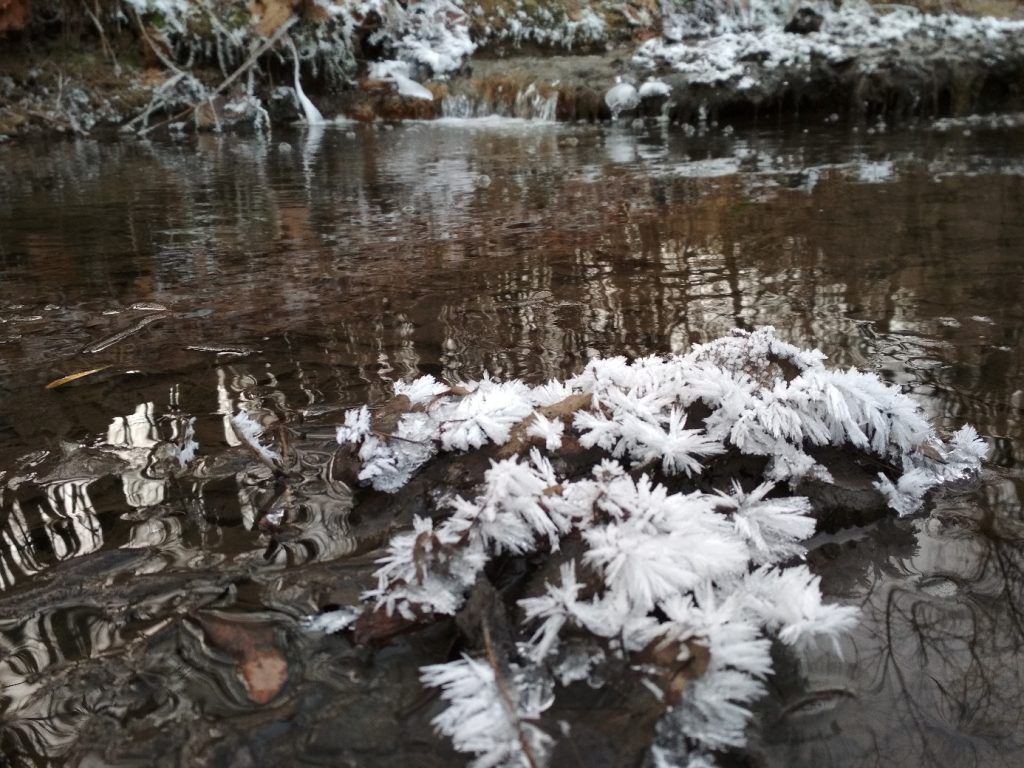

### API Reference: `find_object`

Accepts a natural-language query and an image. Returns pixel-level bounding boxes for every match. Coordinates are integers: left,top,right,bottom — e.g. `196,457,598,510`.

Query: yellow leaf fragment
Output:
46,367,109,390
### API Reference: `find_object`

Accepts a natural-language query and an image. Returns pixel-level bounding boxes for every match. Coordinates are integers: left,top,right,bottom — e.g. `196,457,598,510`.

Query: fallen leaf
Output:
46,367,109,390
194,614,289,705
0,0,30,33
634,636,711,706
250,0,297,37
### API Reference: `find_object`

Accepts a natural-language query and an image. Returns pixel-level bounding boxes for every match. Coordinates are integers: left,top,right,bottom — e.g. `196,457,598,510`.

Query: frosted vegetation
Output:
114,0,1024,129
306,328,986,766
636,0,1024,87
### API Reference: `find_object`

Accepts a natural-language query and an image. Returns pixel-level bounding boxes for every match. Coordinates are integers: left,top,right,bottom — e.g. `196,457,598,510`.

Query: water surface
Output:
0,119,1022,767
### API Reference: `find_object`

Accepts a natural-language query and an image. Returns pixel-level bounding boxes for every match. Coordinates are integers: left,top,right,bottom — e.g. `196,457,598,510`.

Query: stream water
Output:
0,117,1022,767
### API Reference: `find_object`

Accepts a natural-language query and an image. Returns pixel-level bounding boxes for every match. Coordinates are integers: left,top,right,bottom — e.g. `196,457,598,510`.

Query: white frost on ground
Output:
635,1,1024,87
328,327,987,766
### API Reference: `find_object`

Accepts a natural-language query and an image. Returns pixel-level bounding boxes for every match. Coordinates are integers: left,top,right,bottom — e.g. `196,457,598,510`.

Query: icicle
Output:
288,38,324,125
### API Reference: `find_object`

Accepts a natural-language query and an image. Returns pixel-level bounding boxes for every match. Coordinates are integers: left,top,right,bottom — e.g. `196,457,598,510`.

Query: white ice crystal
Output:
638,78,672,99
230,411,281,466
529,379,576,406
634,1,1024,94
394,373,450,404
369,60,436,101
605,78,639,117
301,606,360,634
526,413,565,451
365,516,488,618
715,480,815,564
740,566,859,652
336,405,372,444
519,561,584,662
444,450,567,554
439,381,535,451
420,655,553,768
873,467,937,517
327,327,985,767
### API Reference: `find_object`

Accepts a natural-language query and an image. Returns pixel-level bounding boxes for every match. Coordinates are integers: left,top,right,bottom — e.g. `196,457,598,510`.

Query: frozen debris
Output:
638,78,672,99
369,60,436,101
338,326,985,498
331,327,985,765
289,38,325,124
127,0,475,114
230,411,282,467
301,606,360,634
483,4,607,50
635,2,1024,90
605,77,639,118
420,655,554,768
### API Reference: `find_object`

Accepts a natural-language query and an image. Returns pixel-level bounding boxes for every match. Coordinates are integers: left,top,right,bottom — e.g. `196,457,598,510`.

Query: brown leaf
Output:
250,0,297,37
0,0,30,34
914,442,946,463
371,394,413,434
634,637,711,706
194,614,289,705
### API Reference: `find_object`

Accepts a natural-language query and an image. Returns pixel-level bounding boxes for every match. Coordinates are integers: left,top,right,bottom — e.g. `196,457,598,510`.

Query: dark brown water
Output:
0,118,1022,767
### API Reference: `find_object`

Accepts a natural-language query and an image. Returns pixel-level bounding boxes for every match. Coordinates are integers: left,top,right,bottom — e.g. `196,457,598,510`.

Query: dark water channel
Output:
0,118,1022,767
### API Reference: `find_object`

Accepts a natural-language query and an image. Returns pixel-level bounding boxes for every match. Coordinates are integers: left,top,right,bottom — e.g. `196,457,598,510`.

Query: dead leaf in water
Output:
634,636,711,706
46,367,109,390
194,614,289,705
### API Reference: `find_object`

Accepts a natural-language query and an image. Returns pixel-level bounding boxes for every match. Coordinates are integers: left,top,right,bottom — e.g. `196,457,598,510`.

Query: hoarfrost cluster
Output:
322,328,986,766
123,0,474,104
635,0,1024,88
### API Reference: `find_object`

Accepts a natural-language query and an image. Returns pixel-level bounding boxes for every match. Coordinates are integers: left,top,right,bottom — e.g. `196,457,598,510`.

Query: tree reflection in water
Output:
758,476,1024,767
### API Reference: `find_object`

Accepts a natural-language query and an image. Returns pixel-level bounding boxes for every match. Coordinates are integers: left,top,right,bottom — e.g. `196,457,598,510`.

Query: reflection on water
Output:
0,121,1022,765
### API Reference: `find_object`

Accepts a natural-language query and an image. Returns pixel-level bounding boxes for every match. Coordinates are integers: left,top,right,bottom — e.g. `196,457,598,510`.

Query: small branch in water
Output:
81,312,170,354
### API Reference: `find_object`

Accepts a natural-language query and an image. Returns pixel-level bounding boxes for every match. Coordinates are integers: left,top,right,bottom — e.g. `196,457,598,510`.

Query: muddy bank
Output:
2,0,1024,140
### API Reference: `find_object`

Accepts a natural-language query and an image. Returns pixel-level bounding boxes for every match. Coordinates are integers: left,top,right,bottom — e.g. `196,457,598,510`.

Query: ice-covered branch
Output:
320,327,986,766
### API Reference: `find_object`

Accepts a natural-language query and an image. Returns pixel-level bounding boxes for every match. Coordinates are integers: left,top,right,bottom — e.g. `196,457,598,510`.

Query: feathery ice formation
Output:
314,327,985,767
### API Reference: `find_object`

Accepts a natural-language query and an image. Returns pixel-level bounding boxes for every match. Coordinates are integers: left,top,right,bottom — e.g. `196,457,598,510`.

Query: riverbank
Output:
1,0,1023,139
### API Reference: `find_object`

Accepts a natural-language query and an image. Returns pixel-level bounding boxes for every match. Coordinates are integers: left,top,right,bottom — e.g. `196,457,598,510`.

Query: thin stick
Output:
481,622,541,768
132,8,186,75
83,0,120,75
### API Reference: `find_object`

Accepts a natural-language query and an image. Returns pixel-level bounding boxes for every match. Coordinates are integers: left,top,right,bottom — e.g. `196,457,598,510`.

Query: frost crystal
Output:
324,327,985,766
420,656,553,768
230,411,281,466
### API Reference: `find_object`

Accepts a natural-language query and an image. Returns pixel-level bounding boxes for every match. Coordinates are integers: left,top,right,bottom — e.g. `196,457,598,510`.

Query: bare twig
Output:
138,17,298,135
132,8,185,75
83,0,121,75
481,622,541,768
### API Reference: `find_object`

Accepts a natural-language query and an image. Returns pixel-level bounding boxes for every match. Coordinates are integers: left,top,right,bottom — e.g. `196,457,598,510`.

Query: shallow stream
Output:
0,117,1022,767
